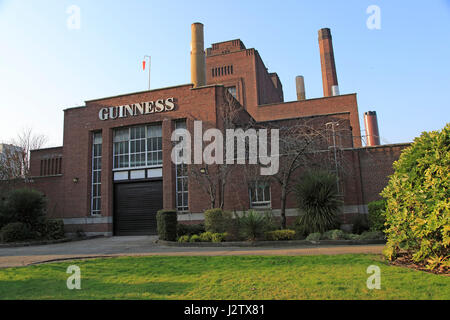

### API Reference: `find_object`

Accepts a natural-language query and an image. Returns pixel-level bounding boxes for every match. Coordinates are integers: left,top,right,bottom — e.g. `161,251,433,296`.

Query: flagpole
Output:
143,55,151,90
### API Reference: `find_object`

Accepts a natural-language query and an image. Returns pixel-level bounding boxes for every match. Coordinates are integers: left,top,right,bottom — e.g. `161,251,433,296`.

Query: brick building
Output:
27,23,409,236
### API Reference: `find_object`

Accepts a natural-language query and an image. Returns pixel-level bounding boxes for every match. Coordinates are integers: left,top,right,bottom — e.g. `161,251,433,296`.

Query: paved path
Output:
0,236,384,268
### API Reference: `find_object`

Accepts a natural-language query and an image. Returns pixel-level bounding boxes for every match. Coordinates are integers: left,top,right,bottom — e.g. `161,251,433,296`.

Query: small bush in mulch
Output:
389,253,449,275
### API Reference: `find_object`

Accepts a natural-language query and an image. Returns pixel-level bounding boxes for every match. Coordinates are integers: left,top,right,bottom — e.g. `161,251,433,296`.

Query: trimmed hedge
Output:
177,223,205,237
265,230,296,241
156,209,178,241
204,208,233,233
37,220,65,240
368,200,386,232
0,222,32,243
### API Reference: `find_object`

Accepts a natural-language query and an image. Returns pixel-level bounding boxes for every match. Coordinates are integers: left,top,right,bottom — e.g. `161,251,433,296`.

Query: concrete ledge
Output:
157,239,386,248
0,235,105,248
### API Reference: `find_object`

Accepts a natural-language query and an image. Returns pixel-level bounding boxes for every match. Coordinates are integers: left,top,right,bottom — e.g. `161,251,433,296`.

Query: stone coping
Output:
157,239,386,248
0,235,105,248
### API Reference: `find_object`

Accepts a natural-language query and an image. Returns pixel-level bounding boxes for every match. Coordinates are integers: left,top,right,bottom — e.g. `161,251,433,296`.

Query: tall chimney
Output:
318,28,339,97
295,76,306,100
191,22,206,88
364,111,381,146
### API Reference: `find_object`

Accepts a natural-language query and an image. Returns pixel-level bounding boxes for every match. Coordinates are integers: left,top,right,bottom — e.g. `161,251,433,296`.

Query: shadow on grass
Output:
0,278,195,300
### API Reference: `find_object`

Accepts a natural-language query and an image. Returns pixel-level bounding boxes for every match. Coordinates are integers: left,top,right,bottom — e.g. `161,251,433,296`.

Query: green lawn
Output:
0,254,448,300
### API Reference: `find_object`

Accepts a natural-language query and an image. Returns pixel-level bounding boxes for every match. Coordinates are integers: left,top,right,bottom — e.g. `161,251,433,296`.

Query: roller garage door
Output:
114,180,163,236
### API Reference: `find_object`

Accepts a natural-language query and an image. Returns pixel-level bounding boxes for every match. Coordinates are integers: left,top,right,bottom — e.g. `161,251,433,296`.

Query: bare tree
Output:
0,127,47,180
189,91,253,209
249,119,329,229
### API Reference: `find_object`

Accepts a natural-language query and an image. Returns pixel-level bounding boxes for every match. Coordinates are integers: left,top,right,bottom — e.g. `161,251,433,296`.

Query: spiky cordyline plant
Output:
295,170,342,235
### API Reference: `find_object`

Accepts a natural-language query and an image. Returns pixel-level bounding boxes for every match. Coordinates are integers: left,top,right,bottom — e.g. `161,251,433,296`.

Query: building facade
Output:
27,24,409,236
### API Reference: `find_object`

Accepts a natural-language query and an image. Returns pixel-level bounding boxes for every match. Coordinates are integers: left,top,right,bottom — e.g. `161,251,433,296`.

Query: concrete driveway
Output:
0,236,384,268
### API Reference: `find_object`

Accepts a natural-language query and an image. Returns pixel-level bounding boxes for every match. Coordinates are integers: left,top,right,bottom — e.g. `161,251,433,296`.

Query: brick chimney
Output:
318,28,339,97
191,23,206,87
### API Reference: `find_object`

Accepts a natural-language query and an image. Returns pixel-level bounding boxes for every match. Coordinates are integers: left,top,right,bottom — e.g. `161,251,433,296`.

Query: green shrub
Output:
204,208,233,233
265,230,296,241
37,219,65,240
177,223,205,237
189,234,201,243
211,233,227,243
306,232,321,241
295,171,342,234
368,200,386,232
238,210,267,241
359,231,385,241
199,232,214,242
3,189,46,227
156,209,178,241
0,222,33,242
381,124,450,271
178,235,190,243
321,229,346,240
351,214,369,234
344,233,360,240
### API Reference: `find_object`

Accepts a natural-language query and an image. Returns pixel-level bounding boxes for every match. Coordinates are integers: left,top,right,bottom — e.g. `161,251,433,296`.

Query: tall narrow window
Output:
249,181,271,208
227,86,237,99
91,132,102,215
147,124,162,166
113,128,129,169
175,120,188,212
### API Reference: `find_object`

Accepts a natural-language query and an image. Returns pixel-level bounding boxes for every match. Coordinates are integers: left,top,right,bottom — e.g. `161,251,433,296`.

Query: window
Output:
113,124,162,169
227,86,237,99
175,120,188,212
249,181,271,208
91,132,102,215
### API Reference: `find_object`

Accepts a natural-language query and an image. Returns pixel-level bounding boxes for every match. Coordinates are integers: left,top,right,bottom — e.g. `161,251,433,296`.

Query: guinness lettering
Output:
99,97,176,121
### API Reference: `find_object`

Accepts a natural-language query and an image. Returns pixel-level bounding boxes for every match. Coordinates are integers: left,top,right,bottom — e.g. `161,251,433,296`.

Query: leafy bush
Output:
199,232,214,242
211,233,227,243
359,231,385,241
178,235,190,243
321,229,346,240
189,234,201,243
344,233,360,240
0,222,33,242
381,124,450,271
238,210,267,241
204,209,233,233
3,189,46,227
368,200,386,232
177,223,205,237
306,233,321,241
265,230,296,241
351,214,369,234
295,171,342,234
37,219,65,240
156,209,178,241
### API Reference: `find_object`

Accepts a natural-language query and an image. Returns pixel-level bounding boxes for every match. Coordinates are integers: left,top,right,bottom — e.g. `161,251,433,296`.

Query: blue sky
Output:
0,0,449,147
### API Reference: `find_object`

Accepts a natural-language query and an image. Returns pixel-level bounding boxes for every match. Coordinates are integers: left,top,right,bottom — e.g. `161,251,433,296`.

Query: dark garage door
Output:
114,180,163,236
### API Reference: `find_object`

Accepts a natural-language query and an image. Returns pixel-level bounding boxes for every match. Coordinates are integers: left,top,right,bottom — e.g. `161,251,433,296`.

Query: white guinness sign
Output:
99,97,175,121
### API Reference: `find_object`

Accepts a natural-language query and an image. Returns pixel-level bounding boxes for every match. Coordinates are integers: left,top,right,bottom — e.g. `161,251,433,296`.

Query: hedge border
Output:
157,239,386,247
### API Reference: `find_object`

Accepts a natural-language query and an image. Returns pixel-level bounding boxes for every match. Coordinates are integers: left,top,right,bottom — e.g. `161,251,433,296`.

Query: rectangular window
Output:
227,86,237,99
175,120,188,212
113,124,162,170
249,181,271,208
91,132,102,215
